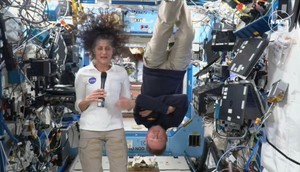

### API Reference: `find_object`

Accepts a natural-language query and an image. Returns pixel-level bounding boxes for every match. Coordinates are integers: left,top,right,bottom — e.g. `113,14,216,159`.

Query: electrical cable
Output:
0,0,17,15
257,103,274,129
18,0,47,25
266,137,300,165
15,145,26,171
0,140,12,170
245,138,261,171
216,145,251,172
62,0,70,18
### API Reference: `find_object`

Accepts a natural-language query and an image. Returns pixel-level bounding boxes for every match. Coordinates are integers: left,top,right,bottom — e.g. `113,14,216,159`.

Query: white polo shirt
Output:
75,63,131,131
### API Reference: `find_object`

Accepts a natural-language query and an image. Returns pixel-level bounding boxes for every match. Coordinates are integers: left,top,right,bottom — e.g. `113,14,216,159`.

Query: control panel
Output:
124,10,157,35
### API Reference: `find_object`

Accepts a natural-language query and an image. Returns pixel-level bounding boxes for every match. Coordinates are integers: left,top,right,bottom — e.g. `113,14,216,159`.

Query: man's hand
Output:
166,106,176,114
139,110,153,117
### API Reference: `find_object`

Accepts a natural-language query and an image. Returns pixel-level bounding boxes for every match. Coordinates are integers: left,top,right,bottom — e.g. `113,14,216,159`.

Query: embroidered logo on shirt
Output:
89,77,96,84
147,118,156,121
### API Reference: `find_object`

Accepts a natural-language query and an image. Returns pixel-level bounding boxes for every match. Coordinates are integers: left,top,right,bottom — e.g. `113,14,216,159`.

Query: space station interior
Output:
1,0,300,171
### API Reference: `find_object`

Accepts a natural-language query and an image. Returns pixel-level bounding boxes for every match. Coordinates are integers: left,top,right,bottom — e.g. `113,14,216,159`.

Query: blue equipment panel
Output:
7,69,25,84
165,114,205,157
126,131,150,156
29,28,50,45
234,0,278,38
45,1,61,21
193,25,212,44
101,130,151,156
80,0,96,3
124,10,157,35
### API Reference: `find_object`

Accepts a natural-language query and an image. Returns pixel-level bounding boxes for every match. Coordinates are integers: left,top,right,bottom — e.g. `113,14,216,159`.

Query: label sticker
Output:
89,77,96,84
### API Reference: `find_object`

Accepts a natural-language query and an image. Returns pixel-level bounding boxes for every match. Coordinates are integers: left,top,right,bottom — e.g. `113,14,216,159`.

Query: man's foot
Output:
175,2,192,29
159,0,183,24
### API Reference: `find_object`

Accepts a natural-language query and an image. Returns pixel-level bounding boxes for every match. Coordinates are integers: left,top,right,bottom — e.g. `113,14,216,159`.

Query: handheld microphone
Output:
98,72,107,107
101,72,107,89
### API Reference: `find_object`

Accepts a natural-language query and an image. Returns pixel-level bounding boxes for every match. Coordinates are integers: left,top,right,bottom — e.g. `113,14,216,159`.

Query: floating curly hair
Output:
80,12,128,55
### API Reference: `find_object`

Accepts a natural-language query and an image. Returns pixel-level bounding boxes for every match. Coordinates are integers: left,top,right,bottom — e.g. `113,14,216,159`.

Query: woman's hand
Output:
85,89,106,103
115,97,135,110
79,89,106,111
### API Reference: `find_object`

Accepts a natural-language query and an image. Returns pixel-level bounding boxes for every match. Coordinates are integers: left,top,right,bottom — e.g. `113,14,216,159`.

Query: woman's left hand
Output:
115,97,135,110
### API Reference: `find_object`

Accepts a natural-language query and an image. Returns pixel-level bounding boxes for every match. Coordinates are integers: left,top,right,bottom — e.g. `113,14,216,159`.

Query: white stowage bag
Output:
261,29,300,172
2,10,22,43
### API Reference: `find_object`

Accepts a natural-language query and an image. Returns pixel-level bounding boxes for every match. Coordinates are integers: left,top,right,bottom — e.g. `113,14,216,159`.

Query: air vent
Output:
189,135,200,147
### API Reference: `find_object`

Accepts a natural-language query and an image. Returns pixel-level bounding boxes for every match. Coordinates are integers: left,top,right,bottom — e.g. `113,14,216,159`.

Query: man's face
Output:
146,125,168,151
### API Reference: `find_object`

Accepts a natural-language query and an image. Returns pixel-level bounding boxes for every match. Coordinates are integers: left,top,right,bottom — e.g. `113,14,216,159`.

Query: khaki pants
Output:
79,129,128,172
143,0,194,71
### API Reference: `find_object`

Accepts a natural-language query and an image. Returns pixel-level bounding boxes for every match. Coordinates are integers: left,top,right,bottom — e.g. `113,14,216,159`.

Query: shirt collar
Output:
86,61,116,72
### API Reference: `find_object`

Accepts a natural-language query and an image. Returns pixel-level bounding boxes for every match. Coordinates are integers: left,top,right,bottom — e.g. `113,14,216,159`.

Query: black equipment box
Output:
211,30,236,52
194,39,220,77
27,59,54,76
193,82,223,115
219,82,264,125
229,38,269,79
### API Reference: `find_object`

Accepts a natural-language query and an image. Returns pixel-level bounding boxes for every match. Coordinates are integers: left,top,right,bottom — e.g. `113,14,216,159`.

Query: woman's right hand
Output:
85,89,107,103
79,89,107,111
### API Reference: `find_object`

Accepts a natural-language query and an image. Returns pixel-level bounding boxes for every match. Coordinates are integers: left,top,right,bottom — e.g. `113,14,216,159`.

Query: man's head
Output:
146,125,168,155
